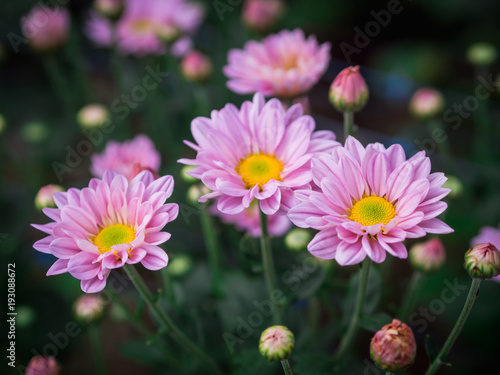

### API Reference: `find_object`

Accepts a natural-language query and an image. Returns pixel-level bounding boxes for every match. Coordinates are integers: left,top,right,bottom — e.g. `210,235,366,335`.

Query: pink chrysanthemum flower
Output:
86,0,204,56
91,134,161,181
178,93,340,215
32,170,178,293
211,201,291,238
470,223,500,282
223,29,331,98
288,136,453,265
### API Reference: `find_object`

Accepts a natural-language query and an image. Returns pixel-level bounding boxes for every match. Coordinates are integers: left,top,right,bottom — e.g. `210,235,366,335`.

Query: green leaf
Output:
425,334,439,364
359,312,393,332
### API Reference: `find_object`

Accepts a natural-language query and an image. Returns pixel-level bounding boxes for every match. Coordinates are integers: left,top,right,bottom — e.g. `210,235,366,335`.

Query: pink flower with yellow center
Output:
32,169,178,293
210,201,291,238
223,29,331,98
86,0,204,56
178,93,339,215
91,134,161,181
288,136,453,265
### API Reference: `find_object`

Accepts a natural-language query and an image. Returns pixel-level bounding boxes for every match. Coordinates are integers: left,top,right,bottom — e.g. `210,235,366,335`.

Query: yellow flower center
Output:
93,224,136,254
130,19,154,35
236,154,284,188
349,196,396,227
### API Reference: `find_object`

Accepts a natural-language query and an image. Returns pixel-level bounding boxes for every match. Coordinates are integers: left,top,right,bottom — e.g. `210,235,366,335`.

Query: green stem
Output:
160,267,176,305
89,324,106,375
66,23,92,104
343,111,354,141
199,204,224,298
259,208,283,324
281,359,294,375
333,258,371,361
398,271,423,321
424,278,481,375
42,54,74,118
123,265,223,375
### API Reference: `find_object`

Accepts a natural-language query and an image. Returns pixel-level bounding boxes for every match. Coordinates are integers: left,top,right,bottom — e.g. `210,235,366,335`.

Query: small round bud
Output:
186,184,210,205
284,228,311,252
464,243,500,279
17,305,36,328
76,104,111,129
167,254,193,277
442,175,463,199
21,121,49,143
94,0,124,21
329,65,369,113
73,294,105,324
242,0,285,33
180,165,198,184
466,42,497,66
408,88,445,121
35,184,64,210
409,238,446,273
154,23,181,44
259,325,295,362
21,6,70,53
26,356,61,375
370,319,416,372
181,50,213,83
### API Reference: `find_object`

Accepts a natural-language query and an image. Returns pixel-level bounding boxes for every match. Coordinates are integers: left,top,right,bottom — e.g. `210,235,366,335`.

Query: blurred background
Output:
1,0,500,374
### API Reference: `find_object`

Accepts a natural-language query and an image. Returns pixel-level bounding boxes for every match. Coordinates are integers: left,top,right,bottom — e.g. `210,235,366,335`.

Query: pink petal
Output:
33,236,52,254
145,231,171,245
140,245,169,270
68,252,101,280
335,240,366,266
419,218,454,234
287,201,324,228
50,238,81,259
128,248,147,264
386,162,414,202
259,189,281,215
81,276,107,293
339,156,365,200
366,153,389,196
47,259,69,276
307,229,340,259
362,236,386,263
217,195,244,214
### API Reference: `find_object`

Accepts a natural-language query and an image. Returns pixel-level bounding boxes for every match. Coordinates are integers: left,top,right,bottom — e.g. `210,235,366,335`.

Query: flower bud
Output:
187,184,210,205
242,0,285,33
370,319,416,372
35,184,64,211
21,121,49,143
181,50,213,83
329,65,369,113
285,228,311,252
464,243,500,279
73,295,105,324
442,175,463,199
26,356,61,375
76,104,111,129
409,238,446,273
408,88,444,120
466,42,497,66
259,325,295,361
21,6,70,53
167,254,193,277
180,165,198,184
94,0,124,21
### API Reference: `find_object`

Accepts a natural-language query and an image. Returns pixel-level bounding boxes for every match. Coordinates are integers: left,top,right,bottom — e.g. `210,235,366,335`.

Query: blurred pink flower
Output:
242,0,285,32
32,170,178,293
26,356,60,375
409,237,446,273
470,224,500,281
86,0,204,56
35,184,64,211
329,65,369,112
288,136,453,266
21,6,70,52
178,93,339,215
223,29,331,98
91,134,161,181
210,201,291,238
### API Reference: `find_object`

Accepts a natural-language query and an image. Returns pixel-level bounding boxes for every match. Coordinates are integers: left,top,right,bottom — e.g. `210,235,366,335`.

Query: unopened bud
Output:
409,238,446,273
370,319,416,372
464,243,500,279
180,165,198,184
26,356,61,375
442,175,463,199
21,6,70,53
94,0,124,21
467,42,497,66
242,0,285,33
259,325,295,361
77,104,110,129
409,88,444,120
73,294,105,324
181,50,213,83
35,184,64,210
329,65,369,113
167,254,193,277
21,121,49,143
284,228,311,251
187,184,210,205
